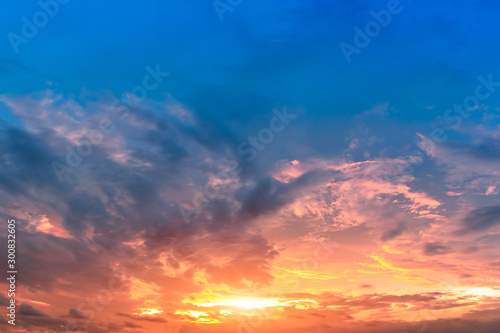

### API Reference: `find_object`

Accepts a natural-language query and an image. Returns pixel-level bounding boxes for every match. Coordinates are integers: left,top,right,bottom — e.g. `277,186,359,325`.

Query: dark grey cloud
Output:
18,303,47,317
444,137,500,162
0,294,9,306
458,205,500,234
63,192,111,236
462,245,479,254
380,222,406,242
0,125,70,196
424,242,453,256
468,138,500,161
9,231,117,292
238,170,326,220
124,320,144,328
17,316,69,332
116,312,167,323
67,308,87,319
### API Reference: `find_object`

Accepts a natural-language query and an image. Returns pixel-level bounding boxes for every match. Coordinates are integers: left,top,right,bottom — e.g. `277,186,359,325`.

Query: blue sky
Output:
2,0,500,106
2,0,500,160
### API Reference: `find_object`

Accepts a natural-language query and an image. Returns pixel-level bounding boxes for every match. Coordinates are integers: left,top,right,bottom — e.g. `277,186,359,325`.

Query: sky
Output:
0,0,500,332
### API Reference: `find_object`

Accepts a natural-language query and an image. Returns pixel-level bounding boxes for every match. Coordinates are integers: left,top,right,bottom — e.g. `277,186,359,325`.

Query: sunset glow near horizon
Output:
1,1,500,332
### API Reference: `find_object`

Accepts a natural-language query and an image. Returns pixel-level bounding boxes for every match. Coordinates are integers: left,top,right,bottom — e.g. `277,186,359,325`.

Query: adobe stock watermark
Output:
213,0,243,21
7,0,71,54
237,236,340,333
385,74,499,183
178,106,296,224
339,0,411,64
51,64,169,182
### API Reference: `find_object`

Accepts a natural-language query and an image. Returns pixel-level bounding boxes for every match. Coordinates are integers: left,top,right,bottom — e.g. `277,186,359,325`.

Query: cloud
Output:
116,312,167,323
458,205,500,233
0,294,9,306
358,102,389,118
63,192,111,237
428,128,500,191
238,171,325,220
0,90,498,332
124,320,144,328
18,303,48,317
67,307,87,319
455,137,500,161
423,242,453,256
380,222,407,242
204,234,279,287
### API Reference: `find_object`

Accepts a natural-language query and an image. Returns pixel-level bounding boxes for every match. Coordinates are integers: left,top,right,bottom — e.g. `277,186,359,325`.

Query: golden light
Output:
175,310,221,324
130,279,161,300
175,310,209,318
176,294,320,324
187,297,318,310
462,287,500,297
140,307,164,316
193,298,282,309
284,299,318,310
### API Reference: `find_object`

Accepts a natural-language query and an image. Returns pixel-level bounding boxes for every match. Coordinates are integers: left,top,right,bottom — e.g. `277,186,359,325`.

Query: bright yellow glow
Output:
130,279,160,300
274,267,340,280
187,297,318,310
394,275,434,285
194,298,282,309
175,297,320,324
140,307,164,316
369,255,429,272
382,245,404,254
463,287,500,297
357,270,384,274
176,310,209,318
175,310,221,324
